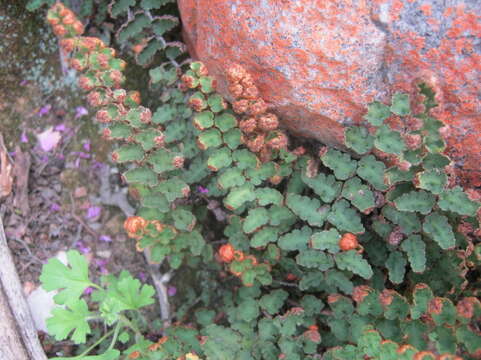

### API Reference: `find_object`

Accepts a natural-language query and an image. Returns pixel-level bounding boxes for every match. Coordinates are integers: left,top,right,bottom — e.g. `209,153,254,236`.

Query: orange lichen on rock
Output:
178,0,481,188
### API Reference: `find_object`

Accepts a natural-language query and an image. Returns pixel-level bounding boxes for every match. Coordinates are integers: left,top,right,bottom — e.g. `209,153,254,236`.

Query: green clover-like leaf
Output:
385,251,407,284
374,125,406,155
364,101,390,127
393,190,436,215
438,186,480,216
301,171,342,203
215,112,237,132
47,299,92,344
243,207,269,234
417,169,447,195
40,250,93,305
335,250,373,279
310,229,341,254
259,290,289,315
320,149,357,180
423,212,455,249
103,270,155,314
327,200,365,234
224,183,256,210
278,226,311,251
400,235,426,273
207,147,232,171
390,93,410,116
344,126,374,155
356,155,387,191
341,177,375,213
286,193,329,227
296,249,334,270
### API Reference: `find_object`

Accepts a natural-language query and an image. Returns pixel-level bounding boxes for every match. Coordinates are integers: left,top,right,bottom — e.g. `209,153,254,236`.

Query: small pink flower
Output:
167,286,177,296
95,259,109,274
86,206,101,219
37,104,52,116
50,203,61,212
73,151,90,159
20,132,28,143
99,235,112,242
84,287,94,295
55,124,67,132
96,259,108,266
197,186,209,194
75,106,88,119
83,141,91,152
76,242,90,254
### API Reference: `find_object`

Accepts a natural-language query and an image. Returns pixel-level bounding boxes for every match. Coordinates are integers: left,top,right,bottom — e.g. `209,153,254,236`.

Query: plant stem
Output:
108,322,121,350
89,282,102,290
76,328,115,358
119,314,142,339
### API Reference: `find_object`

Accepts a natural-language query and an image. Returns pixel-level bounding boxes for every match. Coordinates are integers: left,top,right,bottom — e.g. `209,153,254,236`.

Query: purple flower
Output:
86,206,101,219
72,151,90,159
94,259,108,274
167,286,177,297
19,80,28,86
83,141,91,152
84,287,94,295
75,106,88,119
99,235,112,242
37,104,51,116
76,241,90,254
197,186,209,194
138,272,147,282
20,132,28,143
91,161,105,170
55,124,67,132
50,203,61,212
95,258,108,270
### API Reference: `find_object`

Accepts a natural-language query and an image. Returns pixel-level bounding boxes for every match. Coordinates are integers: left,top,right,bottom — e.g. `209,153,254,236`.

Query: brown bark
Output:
0,216,47,360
